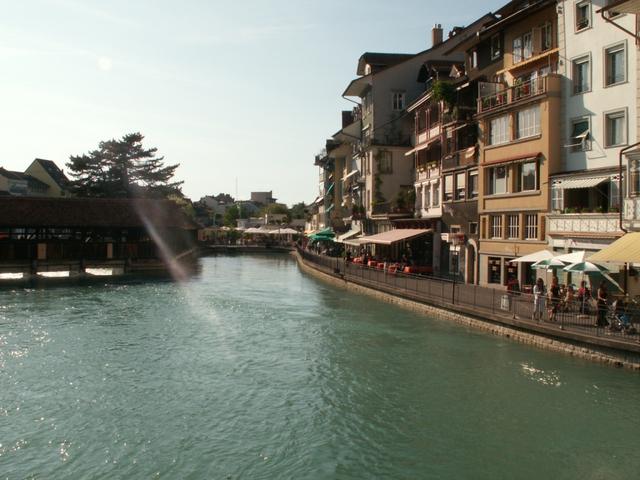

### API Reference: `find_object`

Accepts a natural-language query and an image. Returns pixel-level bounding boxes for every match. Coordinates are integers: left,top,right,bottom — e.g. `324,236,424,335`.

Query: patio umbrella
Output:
510,249,554,263
531,258,566,270
562,261,608,274
563,261,623,292
554,251,587,264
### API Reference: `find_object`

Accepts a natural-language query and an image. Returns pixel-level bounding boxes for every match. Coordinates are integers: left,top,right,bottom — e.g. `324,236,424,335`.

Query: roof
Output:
356,53,414,75
355,228,432,245
0,168,50,190
589,232,640,264
32,158,70,187
0,197,198,229
0,168,28,181
597,0,640,14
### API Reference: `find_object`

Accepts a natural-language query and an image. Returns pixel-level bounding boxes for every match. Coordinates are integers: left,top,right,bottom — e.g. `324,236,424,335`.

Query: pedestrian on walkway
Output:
533,278,546,321
596,281,609,328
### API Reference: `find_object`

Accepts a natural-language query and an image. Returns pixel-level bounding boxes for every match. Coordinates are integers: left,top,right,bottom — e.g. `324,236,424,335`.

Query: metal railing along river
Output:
298,248,640,350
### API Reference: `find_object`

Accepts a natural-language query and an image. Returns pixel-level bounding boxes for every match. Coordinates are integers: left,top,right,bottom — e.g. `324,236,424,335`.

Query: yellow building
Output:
465,0,560,288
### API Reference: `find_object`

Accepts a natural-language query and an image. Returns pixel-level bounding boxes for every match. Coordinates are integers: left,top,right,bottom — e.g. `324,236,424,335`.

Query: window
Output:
576,1,591,31
378,150,393,173
605,110,626,147
541,22,552,51
551,184,564,211
444,175,453,202
513,36,523,64
525,214,538,240
491,215,503,239
491,34,501,60
572,56,590,94
507,214,520,239
424,184,431,207
517,105,541,139
469,221,479,235
570,118,591,152
517,160,538,192
392,92,406,111
490,115,510,145
488,257,501,284
488,165,508,195
605,43,626,86
610,177,621,210
432,181,440,206
630,159,640,197
363,90,373,114
469,171,479,199
455,172,466,200
471,49,478,69
522,32,533,60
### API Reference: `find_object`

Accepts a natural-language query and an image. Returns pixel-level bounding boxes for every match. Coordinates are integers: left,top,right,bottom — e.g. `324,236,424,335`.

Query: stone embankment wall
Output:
294,252,640,371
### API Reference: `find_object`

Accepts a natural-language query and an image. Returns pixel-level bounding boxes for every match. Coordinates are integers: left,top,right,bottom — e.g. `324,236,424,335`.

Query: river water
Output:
0,254,638,479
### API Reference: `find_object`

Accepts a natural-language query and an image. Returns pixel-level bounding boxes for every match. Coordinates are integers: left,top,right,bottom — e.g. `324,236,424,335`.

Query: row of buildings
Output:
308,0,640,290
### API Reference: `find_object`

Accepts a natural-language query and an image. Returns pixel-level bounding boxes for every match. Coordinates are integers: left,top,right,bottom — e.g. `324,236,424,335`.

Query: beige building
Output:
462,0,561,288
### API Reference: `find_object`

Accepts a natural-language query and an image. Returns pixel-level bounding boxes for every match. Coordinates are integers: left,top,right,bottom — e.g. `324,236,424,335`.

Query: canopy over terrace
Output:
355,229,432,245
589,232,640,263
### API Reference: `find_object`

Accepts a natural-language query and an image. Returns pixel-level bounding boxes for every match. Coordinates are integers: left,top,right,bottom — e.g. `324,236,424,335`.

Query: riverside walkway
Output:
296,248,640,368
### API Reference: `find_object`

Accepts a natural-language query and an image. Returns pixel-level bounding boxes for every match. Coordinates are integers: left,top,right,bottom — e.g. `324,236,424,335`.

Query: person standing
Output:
596,281,609,328
533,278,546,321
548,277,560,322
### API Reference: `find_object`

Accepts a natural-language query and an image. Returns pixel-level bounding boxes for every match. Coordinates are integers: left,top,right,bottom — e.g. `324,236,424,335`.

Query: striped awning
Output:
555,176,609,190
336,226,361,243
589,232,640,263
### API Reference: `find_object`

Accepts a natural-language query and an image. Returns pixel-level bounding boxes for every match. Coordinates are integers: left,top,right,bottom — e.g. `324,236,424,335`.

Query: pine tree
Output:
66,132,183,198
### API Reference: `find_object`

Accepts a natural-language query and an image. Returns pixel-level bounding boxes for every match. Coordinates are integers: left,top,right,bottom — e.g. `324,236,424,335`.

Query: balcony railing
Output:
478,76,548,114
442,148,477,170
548,212,622,236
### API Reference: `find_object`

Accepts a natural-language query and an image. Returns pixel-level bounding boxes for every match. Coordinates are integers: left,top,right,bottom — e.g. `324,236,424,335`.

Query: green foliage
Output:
66,132,183,198
168,194,196,220
289,202,307,220
432,81,456,109
224,205,240,227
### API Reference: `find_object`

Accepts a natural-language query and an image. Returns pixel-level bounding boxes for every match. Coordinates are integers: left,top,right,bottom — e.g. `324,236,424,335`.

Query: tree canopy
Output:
66,132,183,198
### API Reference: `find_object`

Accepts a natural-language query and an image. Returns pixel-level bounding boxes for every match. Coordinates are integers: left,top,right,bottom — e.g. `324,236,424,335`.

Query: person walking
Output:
596,281,609,328
533,278,546,321
548,277,561,322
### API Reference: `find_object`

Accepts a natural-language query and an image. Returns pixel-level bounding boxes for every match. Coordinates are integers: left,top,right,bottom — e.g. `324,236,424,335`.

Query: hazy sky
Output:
0,0,505,206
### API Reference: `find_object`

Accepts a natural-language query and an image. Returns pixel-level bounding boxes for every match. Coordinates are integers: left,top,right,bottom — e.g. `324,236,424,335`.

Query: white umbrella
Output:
510,250,554,263
554,251,587,264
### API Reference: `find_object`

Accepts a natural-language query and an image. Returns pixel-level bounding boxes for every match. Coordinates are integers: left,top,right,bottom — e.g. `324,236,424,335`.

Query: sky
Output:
0,0,506,206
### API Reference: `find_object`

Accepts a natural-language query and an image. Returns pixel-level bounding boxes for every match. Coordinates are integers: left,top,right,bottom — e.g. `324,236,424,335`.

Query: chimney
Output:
432,24,443,46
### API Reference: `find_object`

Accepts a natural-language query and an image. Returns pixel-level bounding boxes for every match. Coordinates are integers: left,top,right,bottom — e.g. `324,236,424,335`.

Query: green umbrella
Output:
532,258,566,270
562,261,609,274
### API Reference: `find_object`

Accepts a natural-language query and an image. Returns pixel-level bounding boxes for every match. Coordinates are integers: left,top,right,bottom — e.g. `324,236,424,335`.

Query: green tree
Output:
260,203,290,222
224,205,240,227
289,202,306,219
66,132,183,198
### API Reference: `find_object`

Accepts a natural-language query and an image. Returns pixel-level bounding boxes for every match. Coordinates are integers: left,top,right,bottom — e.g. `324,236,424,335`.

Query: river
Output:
0,254,638,479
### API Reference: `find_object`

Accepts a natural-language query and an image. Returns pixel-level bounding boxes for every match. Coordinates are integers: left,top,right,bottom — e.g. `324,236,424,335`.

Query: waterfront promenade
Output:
296,248,640,369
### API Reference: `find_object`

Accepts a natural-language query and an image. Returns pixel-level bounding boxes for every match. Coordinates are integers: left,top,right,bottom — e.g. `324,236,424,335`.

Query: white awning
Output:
336,227,362,243
355,228,432,246
555,176,609,190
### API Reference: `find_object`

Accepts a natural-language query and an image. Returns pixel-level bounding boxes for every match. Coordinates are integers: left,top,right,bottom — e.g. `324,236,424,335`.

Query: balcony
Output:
477,75,557,115
548,213,622,237
442,147,477,171
624,197,640,227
